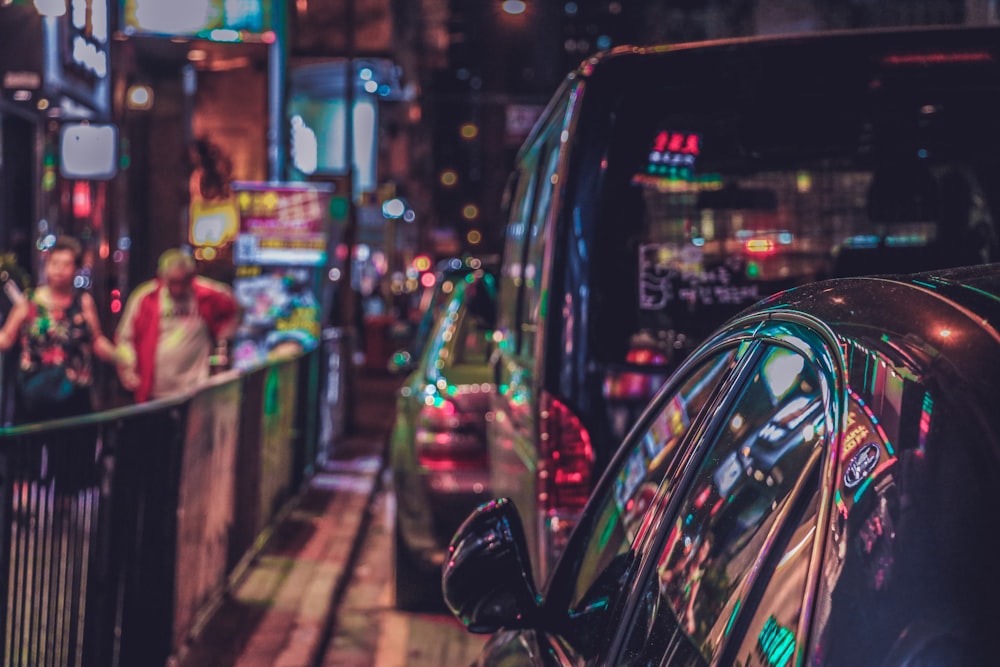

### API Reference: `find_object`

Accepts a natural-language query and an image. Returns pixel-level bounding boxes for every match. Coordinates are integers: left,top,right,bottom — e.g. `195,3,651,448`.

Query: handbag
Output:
18,365,75,413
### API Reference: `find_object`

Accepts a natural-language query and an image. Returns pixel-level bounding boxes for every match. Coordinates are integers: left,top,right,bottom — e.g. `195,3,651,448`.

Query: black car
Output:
488,24,1000,586
444,264,1000,665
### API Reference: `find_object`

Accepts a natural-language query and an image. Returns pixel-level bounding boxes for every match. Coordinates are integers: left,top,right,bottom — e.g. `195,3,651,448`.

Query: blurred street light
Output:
502,1,526,16
33,0,66,17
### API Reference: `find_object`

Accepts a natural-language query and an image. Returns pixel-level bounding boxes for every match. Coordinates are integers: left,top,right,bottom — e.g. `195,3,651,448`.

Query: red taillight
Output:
626,347,667,366
415,395,489,470
537,392,595,573
603,345,669,401
538,393,594,515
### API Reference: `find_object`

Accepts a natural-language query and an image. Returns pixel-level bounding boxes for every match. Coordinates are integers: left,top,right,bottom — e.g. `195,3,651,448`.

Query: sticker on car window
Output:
843,442,881,488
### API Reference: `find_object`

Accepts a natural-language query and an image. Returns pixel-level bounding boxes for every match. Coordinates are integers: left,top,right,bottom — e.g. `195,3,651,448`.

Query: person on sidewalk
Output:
0,236,119,424
115,248,239,402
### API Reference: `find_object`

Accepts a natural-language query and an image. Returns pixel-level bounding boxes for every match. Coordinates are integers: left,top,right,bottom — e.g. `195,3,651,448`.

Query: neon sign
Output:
646,130,701,178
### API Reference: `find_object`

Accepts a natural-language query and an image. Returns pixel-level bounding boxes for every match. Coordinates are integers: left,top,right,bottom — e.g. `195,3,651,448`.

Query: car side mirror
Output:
442,497,540,633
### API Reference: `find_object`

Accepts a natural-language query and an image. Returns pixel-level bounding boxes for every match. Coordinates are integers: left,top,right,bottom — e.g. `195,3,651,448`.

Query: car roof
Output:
756,263,1000,337
738,264,1000,450
580,23,1000,78
521,24,1000,160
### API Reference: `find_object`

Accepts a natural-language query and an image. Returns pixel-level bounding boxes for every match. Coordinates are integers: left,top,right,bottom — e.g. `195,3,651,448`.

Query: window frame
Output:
593,314,846,667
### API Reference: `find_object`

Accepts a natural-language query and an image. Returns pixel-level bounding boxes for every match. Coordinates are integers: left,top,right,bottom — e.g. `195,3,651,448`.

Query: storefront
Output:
0,0,115,422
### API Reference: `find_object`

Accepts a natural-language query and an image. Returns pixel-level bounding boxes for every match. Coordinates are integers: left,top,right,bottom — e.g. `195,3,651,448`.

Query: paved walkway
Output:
175,371,403,667
318,485,487,667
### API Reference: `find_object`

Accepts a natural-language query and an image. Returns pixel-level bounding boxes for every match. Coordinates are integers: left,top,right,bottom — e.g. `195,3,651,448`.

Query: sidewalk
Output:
176,369,403,667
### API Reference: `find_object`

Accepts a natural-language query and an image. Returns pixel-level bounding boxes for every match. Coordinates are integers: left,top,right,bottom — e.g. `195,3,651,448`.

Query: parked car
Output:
389,255,497,375
445,263,1000,665
390,266,498,609
490,24,1000,585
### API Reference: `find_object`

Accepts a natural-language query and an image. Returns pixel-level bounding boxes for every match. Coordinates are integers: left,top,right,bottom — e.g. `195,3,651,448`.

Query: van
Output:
490,25,1000,586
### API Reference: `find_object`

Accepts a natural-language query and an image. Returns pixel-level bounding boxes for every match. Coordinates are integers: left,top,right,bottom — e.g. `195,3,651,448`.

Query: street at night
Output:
4,2,1000,666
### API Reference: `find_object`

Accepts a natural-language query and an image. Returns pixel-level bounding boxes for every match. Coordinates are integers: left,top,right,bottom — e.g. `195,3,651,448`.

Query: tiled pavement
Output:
176,371,402,667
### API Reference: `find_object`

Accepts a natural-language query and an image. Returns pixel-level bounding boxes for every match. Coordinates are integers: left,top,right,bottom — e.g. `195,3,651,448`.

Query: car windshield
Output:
586,36,1000,369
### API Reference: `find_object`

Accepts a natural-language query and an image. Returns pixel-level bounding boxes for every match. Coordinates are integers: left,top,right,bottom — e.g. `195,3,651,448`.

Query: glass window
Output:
519,127,563,358
497,149,539,354
586,52,1000,373
618,344,826,665
452,282,495,367
626,144,997,356
557,346,743,657
730,487,820,667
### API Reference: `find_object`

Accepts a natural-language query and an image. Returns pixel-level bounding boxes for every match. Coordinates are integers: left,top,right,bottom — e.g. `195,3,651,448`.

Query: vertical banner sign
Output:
231,181,333,368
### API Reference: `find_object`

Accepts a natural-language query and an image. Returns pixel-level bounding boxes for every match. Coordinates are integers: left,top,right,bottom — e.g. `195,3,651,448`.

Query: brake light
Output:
538,392,594,568
539,394,594,511
603,345,669,401
626,347,667,366
415,394,489,470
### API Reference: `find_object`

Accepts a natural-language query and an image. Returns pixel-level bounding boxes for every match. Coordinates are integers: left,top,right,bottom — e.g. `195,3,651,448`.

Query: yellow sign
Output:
190,195,239,248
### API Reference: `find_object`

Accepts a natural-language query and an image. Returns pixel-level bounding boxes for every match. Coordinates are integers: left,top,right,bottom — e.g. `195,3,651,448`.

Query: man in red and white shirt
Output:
115,249,239,402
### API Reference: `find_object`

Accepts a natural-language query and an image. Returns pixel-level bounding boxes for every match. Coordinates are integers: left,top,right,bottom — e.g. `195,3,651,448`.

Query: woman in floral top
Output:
0,237,118,424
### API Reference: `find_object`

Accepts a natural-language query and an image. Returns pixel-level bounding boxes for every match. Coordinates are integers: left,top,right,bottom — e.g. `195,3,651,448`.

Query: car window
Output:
421,285,465,372
498,150,539,357
452,280,496,366
617,343,826,666
730,485,821,667
558,345,743,656
519,125,563,358
588,58,1000,373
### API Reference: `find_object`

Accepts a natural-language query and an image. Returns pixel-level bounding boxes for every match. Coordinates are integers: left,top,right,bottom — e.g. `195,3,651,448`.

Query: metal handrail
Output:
0,346,324,667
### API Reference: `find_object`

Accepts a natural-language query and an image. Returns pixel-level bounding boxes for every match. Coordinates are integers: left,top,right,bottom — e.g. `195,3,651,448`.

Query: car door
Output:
491,96,574,586
600,320,840,666
528,337,754,662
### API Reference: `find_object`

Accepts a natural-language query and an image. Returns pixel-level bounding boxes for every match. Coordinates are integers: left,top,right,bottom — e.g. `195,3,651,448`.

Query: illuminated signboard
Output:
646,130,701,178
123,0,273,41
0,5,42,105
190,195,239,248
65,0,109,81
60,122,117,179
233,182,332,266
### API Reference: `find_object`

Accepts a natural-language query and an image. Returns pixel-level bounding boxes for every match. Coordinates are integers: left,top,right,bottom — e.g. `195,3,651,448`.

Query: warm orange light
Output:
414,254,432,272
462,204,479,220
467,229,482,245
440,170,458,187
745,238,775,254
127,85,154,110
460,123,479,140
